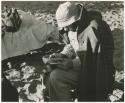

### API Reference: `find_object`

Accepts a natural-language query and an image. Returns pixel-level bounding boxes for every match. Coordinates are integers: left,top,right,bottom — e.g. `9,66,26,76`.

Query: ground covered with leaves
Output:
2,1,124,102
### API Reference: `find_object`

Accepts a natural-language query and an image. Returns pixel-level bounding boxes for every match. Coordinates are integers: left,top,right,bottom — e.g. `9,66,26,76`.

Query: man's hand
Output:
43,53,72,71
47,58,73,70
49,53,67,58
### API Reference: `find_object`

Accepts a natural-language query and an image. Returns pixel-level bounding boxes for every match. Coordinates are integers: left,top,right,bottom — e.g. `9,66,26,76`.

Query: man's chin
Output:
69,29,77,32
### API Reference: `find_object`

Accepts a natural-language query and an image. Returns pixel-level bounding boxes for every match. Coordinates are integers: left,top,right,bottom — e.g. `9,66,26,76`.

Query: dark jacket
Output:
77,10,115,101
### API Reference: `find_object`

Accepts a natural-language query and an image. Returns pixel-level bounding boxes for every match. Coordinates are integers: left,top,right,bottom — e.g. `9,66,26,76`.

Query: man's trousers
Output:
48,69,79,101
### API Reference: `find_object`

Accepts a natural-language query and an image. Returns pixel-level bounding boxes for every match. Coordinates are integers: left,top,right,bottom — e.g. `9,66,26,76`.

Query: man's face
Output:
64,20,79,32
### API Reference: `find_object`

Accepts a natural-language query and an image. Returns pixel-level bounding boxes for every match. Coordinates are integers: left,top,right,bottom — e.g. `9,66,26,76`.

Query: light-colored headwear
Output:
56,2,80,28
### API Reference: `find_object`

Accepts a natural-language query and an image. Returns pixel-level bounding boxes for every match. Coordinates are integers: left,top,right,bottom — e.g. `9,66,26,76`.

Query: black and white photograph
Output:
1,0,124,102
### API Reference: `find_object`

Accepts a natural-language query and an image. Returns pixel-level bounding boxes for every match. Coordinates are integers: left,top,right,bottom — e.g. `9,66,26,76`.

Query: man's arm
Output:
61,44,76,59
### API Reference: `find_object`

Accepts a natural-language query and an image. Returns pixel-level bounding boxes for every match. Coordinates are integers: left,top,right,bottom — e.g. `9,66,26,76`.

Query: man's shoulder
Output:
87,10,102,21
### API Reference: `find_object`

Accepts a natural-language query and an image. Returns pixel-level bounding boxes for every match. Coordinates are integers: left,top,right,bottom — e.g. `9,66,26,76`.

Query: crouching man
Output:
48,2,115,101
47,44,81,101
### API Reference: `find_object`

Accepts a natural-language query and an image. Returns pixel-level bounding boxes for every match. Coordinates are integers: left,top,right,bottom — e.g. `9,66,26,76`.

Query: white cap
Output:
56,2,80,28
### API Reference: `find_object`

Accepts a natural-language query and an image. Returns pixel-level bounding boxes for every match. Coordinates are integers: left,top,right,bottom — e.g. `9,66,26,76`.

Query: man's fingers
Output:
48,58,64,63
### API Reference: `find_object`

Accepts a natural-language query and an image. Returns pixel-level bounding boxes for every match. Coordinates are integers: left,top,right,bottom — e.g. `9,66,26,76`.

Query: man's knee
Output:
49,69,63,82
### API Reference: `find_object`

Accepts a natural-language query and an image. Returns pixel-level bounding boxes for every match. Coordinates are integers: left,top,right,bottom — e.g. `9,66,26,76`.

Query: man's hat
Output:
56,2,80,28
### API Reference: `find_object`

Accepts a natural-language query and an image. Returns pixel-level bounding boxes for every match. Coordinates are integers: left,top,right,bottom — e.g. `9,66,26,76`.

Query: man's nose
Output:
64,27,69,32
